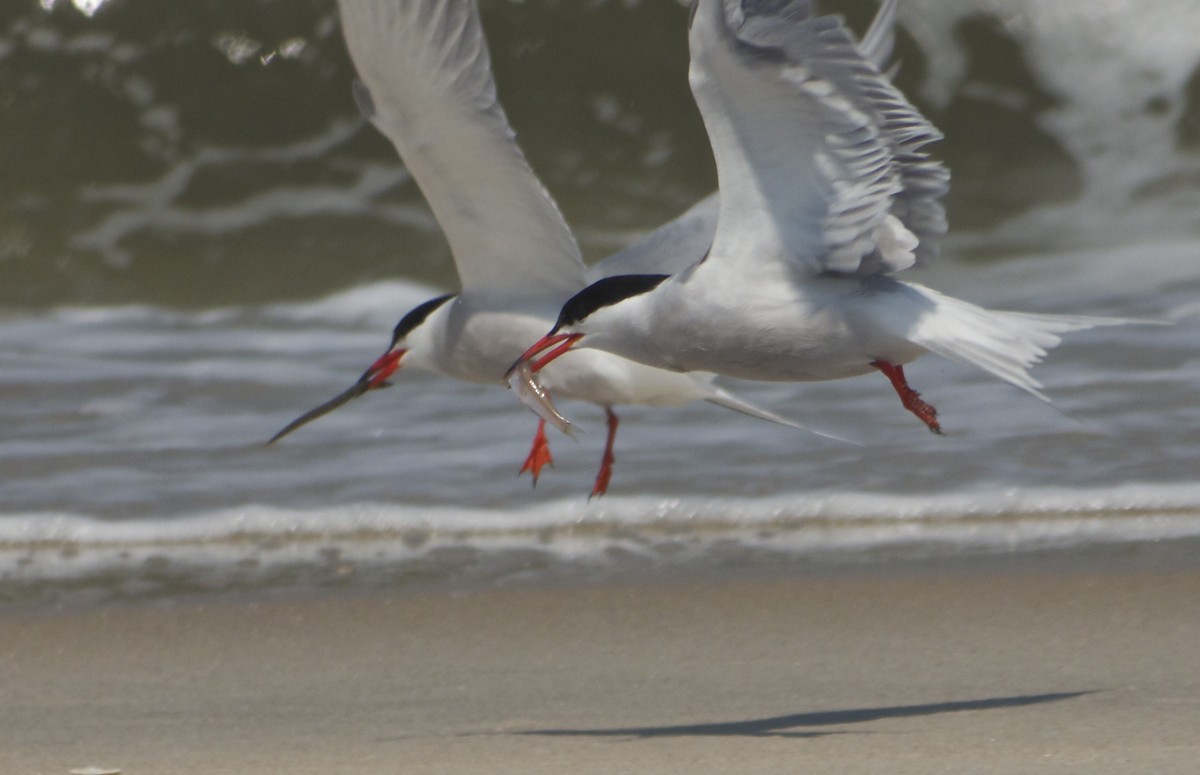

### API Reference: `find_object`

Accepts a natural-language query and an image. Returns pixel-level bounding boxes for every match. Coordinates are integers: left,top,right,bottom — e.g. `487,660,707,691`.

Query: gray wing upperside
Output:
588,194,720,280
338,0,586,296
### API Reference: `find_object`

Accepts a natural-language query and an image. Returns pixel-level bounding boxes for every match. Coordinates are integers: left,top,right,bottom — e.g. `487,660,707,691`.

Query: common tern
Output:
509,0,1135,435
269,0,818,497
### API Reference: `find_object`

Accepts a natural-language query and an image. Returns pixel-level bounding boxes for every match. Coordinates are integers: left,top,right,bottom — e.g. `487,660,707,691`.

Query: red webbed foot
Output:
872,360,942,434
519,419,554,485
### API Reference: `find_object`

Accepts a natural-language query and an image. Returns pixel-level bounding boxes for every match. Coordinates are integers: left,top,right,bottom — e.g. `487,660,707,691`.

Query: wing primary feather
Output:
859,0,898,71
351,78,376,121
690,0,948,277
336,0,586,296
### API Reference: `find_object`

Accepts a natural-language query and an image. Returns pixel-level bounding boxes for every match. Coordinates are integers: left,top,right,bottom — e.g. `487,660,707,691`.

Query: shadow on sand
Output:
519,691,1092,739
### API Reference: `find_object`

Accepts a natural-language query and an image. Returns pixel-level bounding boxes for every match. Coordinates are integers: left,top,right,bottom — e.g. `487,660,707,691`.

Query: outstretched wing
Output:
338,0,586,296
688,0,946,277
857,0,949,263
588,194,720,280
594,0,924,282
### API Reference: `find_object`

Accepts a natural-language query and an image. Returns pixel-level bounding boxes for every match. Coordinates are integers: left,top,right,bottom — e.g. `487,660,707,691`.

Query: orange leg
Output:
590,408,620,499
872,360,942,434
519,418,554,486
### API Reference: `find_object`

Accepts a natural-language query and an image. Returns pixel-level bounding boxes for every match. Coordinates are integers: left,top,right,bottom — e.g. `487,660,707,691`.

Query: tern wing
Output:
338,0,586,296
588,194,720,280
859,0,949,264
590,0,910,283
859,0,898,74
688,0,946,277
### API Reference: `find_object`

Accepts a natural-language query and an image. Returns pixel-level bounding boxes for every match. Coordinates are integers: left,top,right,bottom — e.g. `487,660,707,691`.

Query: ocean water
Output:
2,0,1199,605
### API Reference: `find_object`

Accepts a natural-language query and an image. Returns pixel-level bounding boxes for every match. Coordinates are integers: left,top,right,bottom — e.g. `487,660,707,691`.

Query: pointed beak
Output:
503,333,584,382
266,349,405,445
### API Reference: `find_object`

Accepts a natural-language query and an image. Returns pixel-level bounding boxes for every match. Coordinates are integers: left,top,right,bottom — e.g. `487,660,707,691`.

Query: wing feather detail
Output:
689,0,947,277
588,194,721,280
337,0,586,296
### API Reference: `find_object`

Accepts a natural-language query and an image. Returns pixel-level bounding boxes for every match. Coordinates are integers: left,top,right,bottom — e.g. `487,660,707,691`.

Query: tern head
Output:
505,274,669,378
267,293,455,444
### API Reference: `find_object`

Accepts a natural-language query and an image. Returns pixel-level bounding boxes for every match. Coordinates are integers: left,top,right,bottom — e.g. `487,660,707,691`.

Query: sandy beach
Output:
4,557,1199,775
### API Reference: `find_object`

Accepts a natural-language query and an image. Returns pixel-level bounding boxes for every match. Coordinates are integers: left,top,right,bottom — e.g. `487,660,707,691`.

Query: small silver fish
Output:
507,362,576,437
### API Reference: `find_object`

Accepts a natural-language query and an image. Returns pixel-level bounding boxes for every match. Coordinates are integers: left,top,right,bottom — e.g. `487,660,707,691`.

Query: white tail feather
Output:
906,285,1140,402
705,389,858,445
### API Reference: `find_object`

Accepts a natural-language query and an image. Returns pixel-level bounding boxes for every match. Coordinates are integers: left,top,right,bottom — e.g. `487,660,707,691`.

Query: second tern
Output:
509,0,1139,435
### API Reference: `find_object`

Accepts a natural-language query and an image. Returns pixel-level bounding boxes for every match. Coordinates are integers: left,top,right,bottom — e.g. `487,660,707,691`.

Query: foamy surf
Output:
4,484,1200,605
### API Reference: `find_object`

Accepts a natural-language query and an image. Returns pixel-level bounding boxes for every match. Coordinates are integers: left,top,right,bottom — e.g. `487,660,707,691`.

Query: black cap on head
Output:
552,274,669,333
389,293,456,348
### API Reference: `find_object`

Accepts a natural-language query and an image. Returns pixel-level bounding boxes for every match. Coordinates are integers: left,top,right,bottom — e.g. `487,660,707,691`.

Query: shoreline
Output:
4,553,1200,774
6,520,1200,612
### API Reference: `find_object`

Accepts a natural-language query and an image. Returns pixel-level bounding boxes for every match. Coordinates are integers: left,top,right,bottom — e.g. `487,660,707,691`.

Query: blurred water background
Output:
2,0,1199,605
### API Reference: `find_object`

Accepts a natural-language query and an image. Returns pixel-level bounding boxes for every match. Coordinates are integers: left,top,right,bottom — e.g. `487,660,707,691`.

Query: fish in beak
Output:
501,332,583,436
506,360,577,437
505,332,584,379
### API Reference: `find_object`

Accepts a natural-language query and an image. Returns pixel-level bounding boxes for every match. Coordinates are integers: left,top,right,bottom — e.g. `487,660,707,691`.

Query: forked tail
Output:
905,284,1147,401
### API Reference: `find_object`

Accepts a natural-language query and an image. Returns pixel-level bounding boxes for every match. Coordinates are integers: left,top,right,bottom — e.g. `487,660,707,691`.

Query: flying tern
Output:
509,0,1134,435
268,0,824,496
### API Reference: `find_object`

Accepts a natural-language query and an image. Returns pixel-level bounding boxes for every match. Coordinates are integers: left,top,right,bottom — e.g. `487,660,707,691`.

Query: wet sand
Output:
4,562,1200,774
